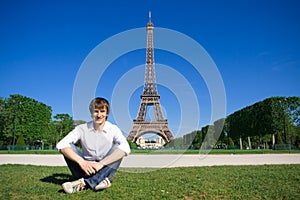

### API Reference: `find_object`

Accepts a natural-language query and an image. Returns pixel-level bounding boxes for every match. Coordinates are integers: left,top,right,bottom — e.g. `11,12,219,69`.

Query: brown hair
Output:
89,97,110,118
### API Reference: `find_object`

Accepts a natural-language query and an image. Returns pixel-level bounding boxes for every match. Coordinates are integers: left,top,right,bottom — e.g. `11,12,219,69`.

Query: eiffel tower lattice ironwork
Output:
127,13,174,143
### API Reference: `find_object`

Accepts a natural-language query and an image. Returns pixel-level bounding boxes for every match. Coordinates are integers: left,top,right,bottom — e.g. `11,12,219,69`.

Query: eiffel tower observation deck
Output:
127,12,174,144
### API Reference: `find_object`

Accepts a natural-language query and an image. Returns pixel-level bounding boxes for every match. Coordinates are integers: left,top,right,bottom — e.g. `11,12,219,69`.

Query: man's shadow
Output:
40,173,72,185
40,173,73,193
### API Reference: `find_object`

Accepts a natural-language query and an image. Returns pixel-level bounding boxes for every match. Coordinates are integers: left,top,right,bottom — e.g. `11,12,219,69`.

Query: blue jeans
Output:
64,144,122,190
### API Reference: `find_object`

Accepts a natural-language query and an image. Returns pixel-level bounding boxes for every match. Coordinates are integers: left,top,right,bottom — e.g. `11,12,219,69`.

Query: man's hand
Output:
78,159,104,176
78,160,96,176
92,161,105,172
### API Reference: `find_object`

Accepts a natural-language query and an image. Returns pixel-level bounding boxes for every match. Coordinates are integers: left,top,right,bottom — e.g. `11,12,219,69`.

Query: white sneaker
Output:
95,177,111,191
62,178,86,194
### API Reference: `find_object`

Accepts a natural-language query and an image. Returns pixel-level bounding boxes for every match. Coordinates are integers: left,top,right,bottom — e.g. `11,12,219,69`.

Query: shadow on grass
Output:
40,173,72,185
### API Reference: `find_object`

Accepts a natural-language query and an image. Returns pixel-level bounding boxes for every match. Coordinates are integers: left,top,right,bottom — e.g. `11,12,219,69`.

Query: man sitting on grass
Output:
56,97,130,193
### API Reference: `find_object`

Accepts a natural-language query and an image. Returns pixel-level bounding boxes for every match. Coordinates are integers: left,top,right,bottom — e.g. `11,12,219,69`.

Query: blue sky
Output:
1,0,299,137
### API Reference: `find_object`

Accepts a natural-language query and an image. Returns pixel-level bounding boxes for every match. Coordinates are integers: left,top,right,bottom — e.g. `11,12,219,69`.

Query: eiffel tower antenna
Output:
127,13,174,144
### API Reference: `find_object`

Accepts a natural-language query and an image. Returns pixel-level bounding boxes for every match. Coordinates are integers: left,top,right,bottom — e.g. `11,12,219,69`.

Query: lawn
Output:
0,164,299,200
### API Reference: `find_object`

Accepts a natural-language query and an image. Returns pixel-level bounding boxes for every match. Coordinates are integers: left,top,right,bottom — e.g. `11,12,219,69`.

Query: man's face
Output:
92,107,108,125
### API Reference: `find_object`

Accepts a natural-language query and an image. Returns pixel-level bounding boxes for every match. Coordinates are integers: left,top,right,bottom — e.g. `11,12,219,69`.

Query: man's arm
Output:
99,148,126,166
93,148,126,172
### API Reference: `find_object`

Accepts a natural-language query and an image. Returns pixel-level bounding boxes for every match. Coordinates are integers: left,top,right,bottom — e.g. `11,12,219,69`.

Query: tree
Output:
0,94,52,147
214,118,226,145
0,97,5,146
225,96,300,148
165,137,185,149
201,125,215,149
191,130,203,149
127,140,137,149
53,113,73,144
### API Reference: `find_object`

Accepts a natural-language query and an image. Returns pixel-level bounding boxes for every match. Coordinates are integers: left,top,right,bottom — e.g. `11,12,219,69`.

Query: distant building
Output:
136,136,165,149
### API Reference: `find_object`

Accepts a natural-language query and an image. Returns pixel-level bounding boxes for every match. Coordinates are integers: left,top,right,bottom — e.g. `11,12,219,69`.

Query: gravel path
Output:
1,153,300,168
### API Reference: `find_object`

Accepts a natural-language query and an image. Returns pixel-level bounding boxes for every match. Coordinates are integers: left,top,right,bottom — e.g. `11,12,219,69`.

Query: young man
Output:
56,97,130,193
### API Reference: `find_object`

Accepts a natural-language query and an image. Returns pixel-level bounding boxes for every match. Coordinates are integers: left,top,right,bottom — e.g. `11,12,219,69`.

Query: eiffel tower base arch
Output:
127,121,174,143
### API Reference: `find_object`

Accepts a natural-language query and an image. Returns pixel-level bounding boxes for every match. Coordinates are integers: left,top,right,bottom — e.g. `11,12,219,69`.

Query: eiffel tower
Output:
127,12,174,143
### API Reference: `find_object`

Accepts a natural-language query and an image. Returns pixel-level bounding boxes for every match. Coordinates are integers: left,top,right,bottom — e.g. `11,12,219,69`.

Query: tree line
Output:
1,94,299,150
167,96,300,150
0,94,77,150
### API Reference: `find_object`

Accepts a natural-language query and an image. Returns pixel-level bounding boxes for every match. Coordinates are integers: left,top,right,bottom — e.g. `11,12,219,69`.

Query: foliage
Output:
0,94,52,147
73,120,86,126
165,137,182,149
224,96,300,148
180,96,300,150
201,125,216,149
227,137,234,148
51,114,73,145
0,94,75,149
127,140,137,149
0,97,5,146
184,130,202,149
0,164,299,199
16,134,25,145
1,94,299,152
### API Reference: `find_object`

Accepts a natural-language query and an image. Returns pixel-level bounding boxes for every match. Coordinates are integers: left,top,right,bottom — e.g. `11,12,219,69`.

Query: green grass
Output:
0,164,299,200
0,150,60,154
